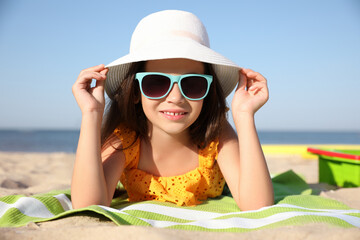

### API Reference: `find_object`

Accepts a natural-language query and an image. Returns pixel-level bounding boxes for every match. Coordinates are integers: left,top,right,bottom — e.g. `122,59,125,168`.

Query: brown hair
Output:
101,61,227,150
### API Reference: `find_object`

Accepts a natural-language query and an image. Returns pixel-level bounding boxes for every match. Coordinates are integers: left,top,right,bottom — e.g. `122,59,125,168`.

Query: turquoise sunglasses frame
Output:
135,72,213,100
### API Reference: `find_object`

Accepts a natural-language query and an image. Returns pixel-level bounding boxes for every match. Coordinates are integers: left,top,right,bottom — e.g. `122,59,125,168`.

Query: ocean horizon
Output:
0,129,359,153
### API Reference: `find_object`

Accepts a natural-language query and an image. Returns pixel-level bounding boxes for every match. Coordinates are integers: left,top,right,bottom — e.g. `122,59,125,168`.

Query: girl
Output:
71,10,274,211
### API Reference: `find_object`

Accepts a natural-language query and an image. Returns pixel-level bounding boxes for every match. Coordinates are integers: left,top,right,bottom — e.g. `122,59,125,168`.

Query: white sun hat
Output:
105,10,240,99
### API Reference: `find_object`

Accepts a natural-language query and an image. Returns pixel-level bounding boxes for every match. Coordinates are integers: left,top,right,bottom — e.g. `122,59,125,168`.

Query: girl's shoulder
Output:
112,124,140,168
113,124,139,149
101,124,138,159
199,138,220,168
217,120,238,155
219,120,238,142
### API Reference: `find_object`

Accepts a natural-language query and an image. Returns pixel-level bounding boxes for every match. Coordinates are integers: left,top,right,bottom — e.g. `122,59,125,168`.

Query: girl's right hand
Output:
72,64,109,114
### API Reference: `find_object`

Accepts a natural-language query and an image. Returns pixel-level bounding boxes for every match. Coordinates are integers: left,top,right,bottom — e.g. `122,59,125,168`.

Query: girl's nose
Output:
166,83,185,103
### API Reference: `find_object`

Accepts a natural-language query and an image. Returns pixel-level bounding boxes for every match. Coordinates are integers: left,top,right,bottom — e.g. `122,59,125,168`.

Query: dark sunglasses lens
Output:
181,76,208,99
142,75,170,98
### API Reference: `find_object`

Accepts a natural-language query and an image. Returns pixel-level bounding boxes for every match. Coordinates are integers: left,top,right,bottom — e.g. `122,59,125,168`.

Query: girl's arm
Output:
71,64,125,209
218,68,274,211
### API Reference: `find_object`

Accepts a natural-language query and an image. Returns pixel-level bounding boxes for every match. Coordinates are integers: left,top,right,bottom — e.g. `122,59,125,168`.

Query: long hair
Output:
101,61,227,150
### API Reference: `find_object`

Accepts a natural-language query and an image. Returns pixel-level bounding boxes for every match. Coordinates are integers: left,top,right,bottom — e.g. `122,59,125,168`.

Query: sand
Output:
0,151,359,239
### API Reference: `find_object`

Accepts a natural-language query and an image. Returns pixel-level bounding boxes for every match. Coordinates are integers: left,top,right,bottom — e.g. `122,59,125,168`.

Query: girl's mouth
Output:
163,111,185,116
161,111,187,120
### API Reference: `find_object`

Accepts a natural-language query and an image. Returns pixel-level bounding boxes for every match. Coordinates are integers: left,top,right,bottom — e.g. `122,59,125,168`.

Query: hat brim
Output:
105,38,240,99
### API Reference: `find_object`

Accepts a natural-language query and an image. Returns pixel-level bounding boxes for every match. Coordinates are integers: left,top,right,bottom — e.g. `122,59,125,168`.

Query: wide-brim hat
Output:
105,10,240,99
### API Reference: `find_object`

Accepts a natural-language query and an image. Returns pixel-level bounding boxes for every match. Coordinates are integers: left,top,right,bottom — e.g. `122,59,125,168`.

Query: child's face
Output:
141,58,205,137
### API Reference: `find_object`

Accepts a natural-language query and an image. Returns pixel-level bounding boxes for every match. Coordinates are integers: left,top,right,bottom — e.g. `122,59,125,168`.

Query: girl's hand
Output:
72,64,109,114
231,68,269,118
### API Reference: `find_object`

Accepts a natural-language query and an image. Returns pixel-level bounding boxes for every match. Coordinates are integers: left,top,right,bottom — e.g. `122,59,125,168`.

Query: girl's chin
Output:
148,122,192,137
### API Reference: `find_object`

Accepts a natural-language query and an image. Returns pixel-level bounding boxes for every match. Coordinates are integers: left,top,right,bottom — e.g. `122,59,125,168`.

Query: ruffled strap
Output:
113,124,140,170
198,138,219,169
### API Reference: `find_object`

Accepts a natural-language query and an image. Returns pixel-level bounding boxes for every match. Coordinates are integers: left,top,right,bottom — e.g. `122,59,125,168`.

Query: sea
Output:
0,130,359,153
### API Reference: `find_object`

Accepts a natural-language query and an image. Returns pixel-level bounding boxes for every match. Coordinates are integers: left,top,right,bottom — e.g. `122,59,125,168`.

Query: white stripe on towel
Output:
0,197,54,219
137,211,360,229
53,194,73,211
99,203,360,229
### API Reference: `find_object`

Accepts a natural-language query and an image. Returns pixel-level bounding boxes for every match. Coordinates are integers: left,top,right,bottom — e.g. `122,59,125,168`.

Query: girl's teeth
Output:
164,112,184,116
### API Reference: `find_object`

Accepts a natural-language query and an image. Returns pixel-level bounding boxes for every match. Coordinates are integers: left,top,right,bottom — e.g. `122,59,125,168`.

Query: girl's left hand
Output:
231,68,269,117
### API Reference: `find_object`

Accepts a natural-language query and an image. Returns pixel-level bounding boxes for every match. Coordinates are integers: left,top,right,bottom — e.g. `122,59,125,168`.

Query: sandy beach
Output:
0,151,359,239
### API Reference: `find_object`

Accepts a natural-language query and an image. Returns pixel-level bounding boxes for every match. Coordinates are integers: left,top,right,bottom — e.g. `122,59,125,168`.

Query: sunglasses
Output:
135,72,213,100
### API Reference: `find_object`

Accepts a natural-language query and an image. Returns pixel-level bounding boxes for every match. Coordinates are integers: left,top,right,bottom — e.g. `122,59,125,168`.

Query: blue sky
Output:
0,0,359,131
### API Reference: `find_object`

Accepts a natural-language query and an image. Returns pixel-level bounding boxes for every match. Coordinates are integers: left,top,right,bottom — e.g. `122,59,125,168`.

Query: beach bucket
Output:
307,148,360,187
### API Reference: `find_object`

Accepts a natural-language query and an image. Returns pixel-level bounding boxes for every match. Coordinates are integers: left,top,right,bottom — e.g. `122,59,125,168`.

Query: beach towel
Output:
0,170,359,231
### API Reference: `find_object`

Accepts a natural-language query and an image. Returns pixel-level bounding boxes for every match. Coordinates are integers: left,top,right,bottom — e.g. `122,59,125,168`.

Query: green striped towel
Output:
1,170,359,231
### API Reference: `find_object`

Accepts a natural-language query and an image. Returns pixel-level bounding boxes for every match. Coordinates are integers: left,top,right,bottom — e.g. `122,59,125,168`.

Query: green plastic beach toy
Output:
307,148,360,187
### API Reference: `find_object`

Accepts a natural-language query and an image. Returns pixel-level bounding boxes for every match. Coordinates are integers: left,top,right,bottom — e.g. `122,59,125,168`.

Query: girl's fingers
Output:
248,82,267,92
99,67,109,76
76,72,106,85
81,64,106,73
241,68,267,83
237,69,247,91
73,72,106,97
93,69,108,89
76,64,107,83
95,76,106,88
238,68,267,92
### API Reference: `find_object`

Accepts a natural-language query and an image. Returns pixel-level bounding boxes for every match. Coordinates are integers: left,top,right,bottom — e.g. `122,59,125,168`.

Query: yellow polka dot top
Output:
114,125,225,206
